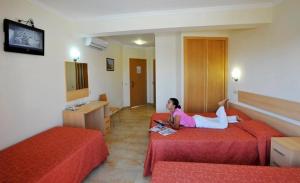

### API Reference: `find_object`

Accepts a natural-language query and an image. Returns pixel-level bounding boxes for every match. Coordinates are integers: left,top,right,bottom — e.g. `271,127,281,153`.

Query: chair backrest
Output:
99,93,108,101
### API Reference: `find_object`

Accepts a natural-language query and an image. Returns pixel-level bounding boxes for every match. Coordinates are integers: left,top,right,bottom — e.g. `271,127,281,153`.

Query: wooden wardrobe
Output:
184,37,227,113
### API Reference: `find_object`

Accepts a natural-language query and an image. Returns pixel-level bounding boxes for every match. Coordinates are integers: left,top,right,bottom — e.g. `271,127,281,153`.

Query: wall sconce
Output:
231,68,241,82
70,47,80,62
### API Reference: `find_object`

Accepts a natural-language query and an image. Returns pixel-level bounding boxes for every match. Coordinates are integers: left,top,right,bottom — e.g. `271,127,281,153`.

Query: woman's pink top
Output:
172,108,196,127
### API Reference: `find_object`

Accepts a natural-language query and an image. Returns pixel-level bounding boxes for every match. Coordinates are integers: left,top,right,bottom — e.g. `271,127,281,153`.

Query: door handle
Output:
131,81,134,88
273,148,285,156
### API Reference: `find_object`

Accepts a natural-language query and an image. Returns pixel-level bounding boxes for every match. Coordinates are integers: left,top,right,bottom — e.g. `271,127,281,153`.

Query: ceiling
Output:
31,0,278,20
102,34,155,47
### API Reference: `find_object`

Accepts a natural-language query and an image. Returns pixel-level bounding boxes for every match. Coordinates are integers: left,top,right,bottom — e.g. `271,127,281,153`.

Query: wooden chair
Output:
99,94,108,102
99,93,121,126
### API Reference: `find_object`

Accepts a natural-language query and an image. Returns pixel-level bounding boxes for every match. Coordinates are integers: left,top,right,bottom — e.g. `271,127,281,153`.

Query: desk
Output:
63,101,111,134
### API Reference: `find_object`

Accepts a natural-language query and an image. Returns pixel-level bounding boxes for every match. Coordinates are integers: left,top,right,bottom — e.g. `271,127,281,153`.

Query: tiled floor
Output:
84,105,155,183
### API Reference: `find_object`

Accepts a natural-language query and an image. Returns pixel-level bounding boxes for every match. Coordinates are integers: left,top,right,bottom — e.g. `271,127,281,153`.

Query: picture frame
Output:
106,58,114,71
3,19,45,56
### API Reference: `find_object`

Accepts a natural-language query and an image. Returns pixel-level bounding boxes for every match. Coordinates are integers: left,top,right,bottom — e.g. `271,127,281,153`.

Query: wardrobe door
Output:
184,38,207,113
206,39,227,112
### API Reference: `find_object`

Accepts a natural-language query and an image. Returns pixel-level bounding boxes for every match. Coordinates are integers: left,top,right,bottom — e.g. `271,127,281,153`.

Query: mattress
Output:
152,161,300,183
0,127,109,183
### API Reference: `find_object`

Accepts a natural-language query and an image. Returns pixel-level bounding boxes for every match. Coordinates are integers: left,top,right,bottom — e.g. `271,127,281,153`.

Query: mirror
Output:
65,62,89,101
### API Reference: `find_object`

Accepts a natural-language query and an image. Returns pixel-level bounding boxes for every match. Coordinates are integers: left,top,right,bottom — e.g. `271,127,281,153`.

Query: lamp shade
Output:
231,68,241,82
70,47,80,61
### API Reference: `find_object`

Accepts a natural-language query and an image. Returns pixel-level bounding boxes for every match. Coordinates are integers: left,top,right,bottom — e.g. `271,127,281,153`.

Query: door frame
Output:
153,59,156,107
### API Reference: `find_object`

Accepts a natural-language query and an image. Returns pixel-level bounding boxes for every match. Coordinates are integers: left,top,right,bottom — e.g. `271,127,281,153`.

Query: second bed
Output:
144,108,283,176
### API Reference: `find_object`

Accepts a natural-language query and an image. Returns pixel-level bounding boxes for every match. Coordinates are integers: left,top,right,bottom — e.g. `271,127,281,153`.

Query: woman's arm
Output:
168,115,180,130
168,113,174,123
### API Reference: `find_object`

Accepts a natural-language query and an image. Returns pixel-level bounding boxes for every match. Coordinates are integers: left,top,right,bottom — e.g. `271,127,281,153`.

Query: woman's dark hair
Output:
169,98,181,109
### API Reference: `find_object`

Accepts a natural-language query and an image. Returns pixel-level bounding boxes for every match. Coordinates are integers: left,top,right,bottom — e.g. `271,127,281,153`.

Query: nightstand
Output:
270,137,300,167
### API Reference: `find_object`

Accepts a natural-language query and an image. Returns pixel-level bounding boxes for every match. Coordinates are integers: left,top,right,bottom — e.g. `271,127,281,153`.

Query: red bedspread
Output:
144,112,283,176
152,161,300,183
0,127,109,183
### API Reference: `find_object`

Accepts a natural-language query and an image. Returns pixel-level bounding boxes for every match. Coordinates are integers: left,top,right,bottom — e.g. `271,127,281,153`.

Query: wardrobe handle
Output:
273,148,285,156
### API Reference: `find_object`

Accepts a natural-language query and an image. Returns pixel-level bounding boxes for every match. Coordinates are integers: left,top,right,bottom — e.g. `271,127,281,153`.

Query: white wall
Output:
155,33,181,112
83,42,123,107
154,31,231,112
0,0,68,150
0,0,123,150
154,1,300,126
228,0,300,124
146,47,155,103
66,41,124,108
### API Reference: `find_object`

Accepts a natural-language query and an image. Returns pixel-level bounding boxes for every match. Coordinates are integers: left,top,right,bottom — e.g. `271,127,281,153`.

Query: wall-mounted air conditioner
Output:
85,37,108,50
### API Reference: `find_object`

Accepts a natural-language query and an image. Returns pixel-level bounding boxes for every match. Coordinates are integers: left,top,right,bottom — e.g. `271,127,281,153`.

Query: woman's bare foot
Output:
218,99,229,106
236,115,244,122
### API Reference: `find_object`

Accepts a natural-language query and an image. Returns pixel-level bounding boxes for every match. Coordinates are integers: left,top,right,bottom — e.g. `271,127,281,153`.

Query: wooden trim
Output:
205,39,208,112
224,39,228,103
153,59,156,107
184,36,228,41
238,91,300,121
66,88,89,102
230,103,300,136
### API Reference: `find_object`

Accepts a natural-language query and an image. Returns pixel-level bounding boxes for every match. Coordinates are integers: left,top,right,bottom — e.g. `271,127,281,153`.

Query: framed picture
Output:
106,58,114,71
3,19,45,56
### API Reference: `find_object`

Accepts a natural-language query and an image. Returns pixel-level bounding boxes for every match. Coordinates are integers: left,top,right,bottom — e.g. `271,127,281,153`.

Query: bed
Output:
152,161,300,183
144,108,283,176
0,126,109,183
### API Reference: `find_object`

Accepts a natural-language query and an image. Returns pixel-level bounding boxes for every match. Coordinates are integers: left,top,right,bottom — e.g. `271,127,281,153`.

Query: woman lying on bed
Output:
165,98,240,130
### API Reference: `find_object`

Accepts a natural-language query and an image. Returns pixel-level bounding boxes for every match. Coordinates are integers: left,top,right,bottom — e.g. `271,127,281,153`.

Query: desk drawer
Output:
271,142,292,167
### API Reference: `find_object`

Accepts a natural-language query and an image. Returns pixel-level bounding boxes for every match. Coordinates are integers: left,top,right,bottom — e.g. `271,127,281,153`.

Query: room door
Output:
184,37,227,113
130,58,147,107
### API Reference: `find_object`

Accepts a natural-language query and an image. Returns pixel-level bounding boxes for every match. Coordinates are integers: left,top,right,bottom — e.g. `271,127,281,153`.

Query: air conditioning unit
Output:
85,37,108,50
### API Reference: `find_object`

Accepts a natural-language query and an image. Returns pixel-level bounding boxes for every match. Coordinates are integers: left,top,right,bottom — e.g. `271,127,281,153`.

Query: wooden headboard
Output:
239,91,300,121
229,91,300,136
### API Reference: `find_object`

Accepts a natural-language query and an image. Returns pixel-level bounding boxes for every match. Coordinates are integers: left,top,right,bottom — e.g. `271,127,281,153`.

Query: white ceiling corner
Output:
30,0,279,21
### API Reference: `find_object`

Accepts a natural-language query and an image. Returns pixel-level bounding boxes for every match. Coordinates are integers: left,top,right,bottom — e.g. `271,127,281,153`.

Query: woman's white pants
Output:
193,106,236,129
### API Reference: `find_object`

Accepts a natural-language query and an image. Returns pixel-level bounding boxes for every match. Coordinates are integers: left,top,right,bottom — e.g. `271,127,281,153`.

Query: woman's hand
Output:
168,115,180,130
